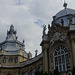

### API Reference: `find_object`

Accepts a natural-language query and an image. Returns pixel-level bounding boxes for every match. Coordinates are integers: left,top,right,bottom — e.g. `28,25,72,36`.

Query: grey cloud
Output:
0,0,75,57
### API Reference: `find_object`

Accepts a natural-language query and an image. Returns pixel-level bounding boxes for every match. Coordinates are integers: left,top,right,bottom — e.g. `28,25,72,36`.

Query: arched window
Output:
38,65,42,72
30,70,35,75
15,57,18,63
3,57,6,63
8,58,13,63
53,45,69,72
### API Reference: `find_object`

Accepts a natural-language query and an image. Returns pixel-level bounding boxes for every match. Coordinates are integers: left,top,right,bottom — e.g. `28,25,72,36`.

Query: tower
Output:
0,25,29,67
40,2,75,75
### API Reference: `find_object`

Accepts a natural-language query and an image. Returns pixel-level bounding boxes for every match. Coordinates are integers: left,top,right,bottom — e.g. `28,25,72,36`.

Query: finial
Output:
48,24,50,31
35,49,38,57
23,39,25,44
63,0,67,9
10,24,14,31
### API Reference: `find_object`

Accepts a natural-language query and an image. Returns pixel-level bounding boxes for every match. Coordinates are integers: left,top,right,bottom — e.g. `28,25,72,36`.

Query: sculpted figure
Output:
43,25,46,35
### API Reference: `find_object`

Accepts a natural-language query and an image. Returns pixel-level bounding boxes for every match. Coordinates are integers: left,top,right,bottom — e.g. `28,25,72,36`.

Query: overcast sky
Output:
0,0,75,57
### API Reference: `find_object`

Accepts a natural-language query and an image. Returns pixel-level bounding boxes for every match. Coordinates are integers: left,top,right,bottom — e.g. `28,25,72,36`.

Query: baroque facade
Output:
0,2,75,75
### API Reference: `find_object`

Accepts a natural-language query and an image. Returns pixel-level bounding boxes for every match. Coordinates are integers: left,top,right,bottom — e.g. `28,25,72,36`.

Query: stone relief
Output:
50,32,67,46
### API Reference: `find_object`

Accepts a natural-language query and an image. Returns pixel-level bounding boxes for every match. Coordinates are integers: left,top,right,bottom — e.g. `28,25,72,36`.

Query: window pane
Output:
3,57,6,63
55,57,58,65
58,51,60,55
8,58,13,62
61,51,64,54
63,64,65,71
65,54,69,63
15,57,18,63
62,55,65,63
64,48,68,53
55,66,58,70
58,56,61,64
59,65,62,72
54,51,57,55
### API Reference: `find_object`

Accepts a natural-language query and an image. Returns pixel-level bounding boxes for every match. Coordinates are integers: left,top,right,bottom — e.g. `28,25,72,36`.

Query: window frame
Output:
53,45,69,72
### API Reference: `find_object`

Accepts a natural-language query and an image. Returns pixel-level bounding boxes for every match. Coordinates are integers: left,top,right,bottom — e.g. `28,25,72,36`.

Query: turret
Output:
6,25,17,41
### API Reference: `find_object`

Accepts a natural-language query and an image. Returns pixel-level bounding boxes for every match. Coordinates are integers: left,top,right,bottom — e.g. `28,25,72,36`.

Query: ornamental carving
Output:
50,32,68,46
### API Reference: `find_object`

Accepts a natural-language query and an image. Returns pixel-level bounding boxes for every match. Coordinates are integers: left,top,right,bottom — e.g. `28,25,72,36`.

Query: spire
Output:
63,0,67,9
6,25,17,41
10,24,14,32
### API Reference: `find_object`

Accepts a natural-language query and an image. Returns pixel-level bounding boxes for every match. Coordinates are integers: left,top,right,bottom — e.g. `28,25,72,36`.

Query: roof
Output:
0,25,28,58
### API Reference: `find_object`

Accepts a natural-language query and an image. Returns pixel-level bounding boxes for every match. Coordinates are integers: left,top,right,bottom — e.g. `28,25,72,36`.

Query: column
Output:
71,40,75,66
43,49,48,73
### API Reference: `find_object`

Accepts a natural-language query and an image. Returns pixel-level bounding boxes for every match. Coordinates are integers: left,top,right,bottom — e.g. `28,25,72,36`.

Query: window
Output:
8,58,13,63
3,57,6,63
22,72,26,75
38,65,42,72
53,45,69,72
30,70,35,75
7,73,12,75
15,57,18,63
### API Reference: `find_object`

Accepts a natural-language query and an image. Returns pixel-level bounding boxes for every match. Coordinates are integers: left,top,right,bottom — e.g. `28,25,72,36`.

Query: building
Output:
0,2,75,75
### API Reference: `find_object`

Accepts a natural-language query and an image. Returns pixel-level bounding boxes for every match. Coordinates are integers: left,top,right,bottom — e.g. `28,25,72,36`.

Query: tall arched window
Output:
3,57,6,63
53,45,69,72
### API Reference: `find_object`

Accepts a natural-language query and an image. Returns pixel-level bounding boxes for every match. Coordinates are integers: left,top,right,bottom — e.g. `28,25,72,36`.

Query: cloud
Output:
0,0,75,57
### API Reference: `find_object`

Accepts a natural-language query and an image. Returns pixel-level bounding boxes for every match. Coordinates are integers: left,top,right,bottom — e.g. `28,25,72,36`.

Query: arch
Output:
53,45,69,72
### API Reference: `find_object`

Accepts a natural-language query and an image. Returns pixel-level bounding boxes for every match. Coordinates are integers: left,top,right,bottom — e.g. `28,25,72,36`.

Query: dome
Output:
53,3,75,26
56,8,75,19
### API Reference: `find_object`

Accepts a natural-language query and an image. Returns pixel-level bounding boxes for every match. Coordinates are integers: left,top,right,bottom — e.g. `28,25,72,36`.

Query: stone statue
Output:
61,19,64,26
43,25,46,35
52,16,56,25
35,49,38,57
67,14,73,25
48,24,50,31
